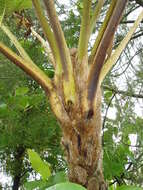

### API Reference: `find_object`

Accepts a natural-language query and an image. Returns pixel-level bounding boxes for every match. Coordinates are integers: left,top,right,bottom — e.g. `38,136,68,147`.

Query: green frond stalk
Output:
0,42,53,93
89,0,104,37
87,0,127,107
32,0,62,76
30,27,55,66
1,24,33,64
99,10,143,83
89,0,116,64
78,0,92,60
43,0,76,104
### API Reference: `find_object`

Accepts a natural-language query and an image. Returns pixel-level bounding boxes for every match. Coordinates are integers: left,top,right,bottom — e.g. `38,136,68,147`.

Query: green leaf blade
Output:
46,182,86,190
27,149,51,180
15,87,29,96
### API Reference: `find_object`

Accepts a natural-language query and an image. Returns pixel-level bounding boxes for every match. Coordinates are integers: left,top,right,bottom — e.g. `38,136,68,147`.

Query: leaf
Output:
104,91,113,99
0,0,5,26
15,87,29,96
24,180,47,190
5,0,32,15
51,172,68,184
46,172,68,187
46,182,86,190
0,102,7,108
27,149,51,180
100,10,143,83
0,102,9,117
45,69,55,78
116,185,142,190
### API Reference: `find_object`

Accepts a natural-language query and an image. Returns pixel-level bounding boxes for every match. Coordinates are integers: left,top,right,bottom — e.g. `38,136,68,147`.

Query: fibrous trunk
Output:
60,88,107,190
48,50,108,190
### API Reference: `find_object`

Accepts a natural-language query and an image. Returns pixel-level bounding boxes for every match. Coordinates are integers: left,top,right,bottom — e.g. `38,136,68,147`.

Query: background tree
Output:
0,25,64,190
0,0,143,190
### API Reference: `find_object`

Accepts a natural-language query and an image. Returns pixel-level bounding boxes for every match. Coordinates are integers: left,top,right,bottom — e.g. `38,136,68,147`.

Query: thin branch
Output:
111,49,142,77
0,42,53,93
103,85,143,99
131,0,143,7
131,31,143,40
123,4,140,18
102,93,116,129
102,93,116,146
122,141,143,148
109,162,133,186
88,0,127,106
78,0,92,60
30,27,55,66
97,20,143,24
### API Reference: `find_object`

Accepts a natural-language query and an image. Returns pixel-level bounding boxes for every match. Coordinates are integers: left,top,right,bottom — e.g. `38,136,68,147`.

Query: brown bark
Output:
58,51,107,189
61,87,107,190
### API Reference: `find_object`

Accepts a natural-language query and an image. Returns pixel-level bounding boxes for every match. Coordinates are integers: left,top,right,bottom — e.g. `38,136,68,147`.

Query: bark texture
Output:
61,87,107,190
57,50,107,190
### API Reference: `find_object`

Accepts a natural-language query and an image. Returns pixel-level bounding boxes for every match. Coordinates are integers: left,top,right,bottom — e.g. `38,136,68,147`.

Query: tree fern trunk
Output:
61,88,107,190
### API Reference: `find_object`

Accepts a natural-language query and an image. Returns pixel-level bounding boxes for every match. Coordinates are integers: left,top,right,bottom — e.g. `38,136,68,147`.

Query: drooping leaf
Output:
45,182,86,190
27,149,51,180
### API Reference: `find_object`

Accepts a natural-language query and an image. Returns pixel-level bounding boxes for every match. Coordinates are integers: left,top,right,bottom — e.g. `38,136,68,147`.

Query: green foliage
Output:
5,0,32,15
61,10,80,47
104,144,132,179
46,182,86,190
26,150,68,189
27,149,51,180
0,33,64,186
24,180,47,190
15,86,29,96
46,171,68,187
0,0,32,27
24,172,68,190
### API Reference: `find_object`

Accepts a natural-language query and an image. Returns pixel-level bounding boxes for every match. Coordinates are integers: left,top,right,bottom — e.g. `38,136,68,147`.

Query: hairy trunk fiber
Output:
12,147,25,190
61,89,107,190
